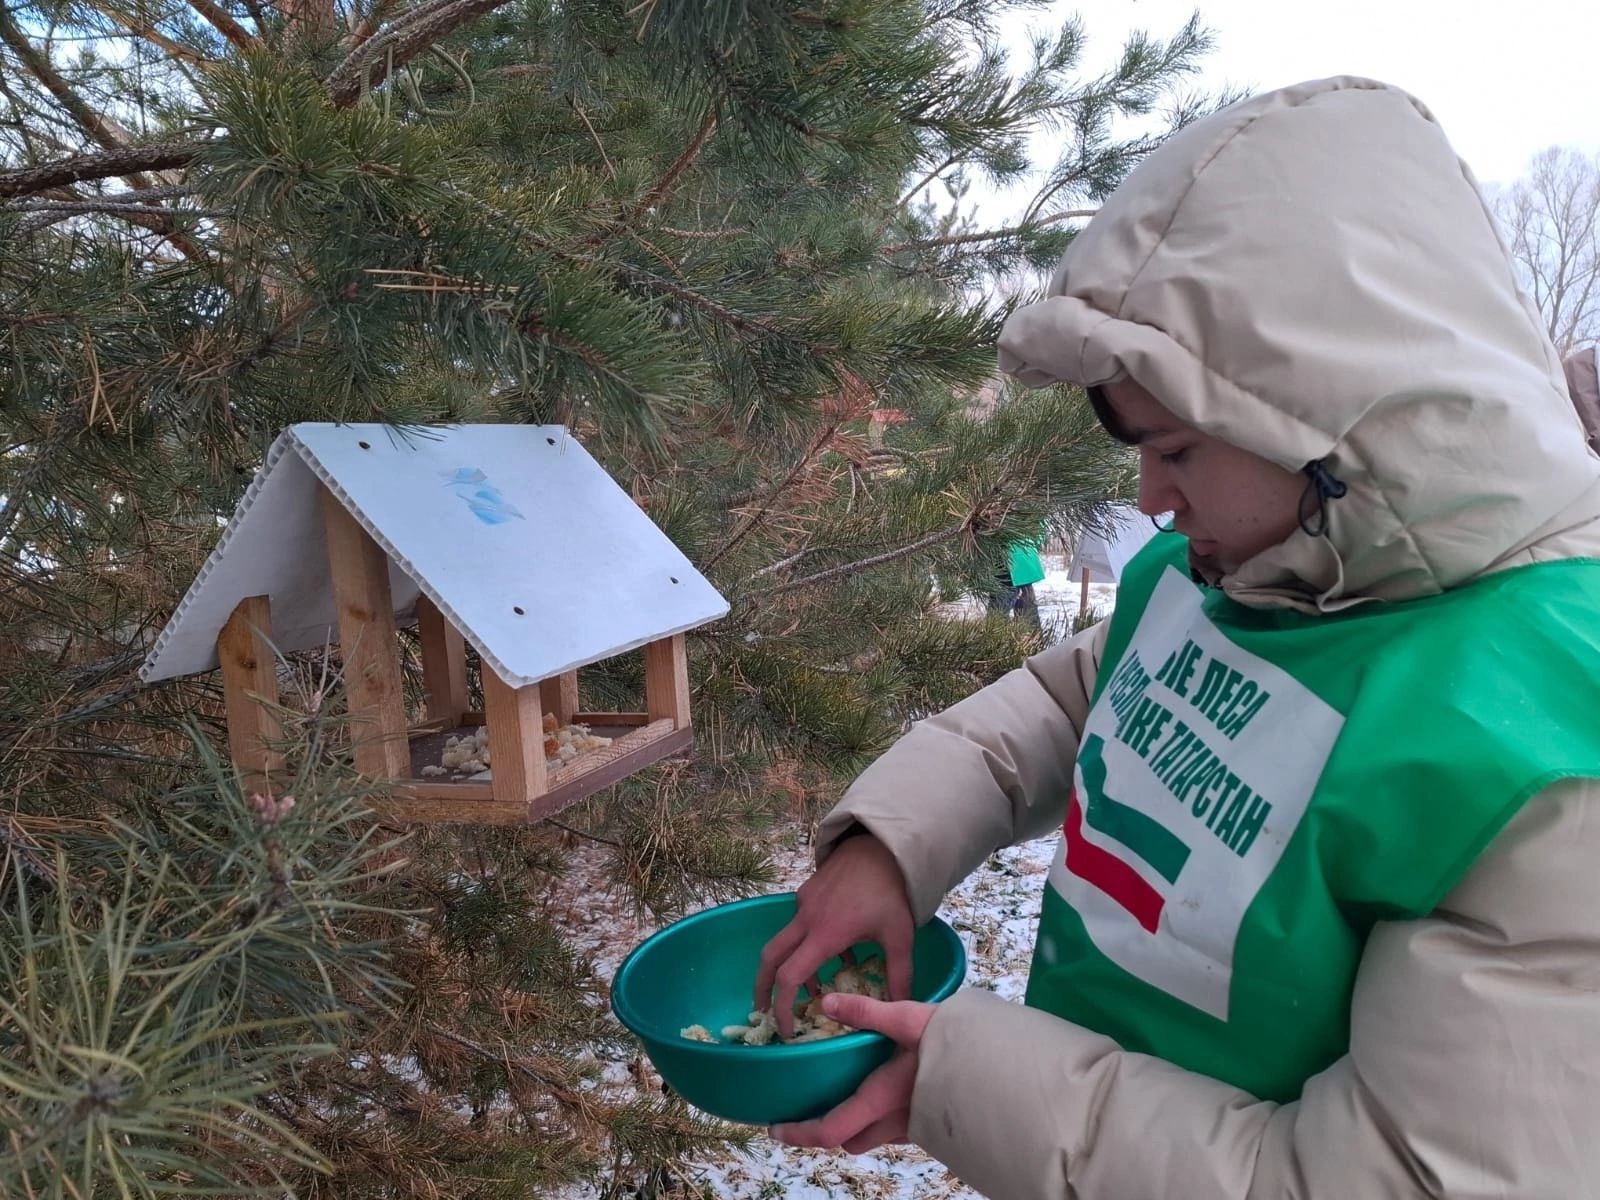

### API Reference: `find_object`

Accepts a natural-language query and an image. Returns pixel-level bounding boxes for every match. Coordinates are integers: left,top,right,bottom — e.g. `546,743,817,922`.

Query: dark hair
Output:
1086,384,1137,445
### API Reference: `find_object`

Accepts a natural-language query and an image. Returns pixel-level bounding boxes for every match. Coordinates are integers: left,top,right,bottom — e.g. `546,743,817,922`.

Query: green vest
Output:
1024,535,1600,1102
1008,538,1046,588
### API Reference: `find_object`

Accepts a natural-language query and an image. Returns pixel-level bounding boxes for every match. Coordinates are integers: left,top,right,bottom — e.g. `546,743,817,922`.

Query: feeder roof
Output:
140,424,729,688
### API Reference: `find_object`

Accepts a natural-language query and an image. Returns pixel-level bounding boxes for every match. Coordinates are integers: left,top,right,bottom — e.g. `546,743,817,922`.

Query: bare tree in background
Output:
1491,146,1600,353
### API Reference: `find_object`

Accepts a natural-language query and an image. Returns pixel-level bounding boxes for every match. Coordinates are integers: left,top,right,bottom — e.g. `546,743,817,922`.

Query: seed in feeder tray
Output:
540,714,613,766
431,716,614,777
439,732,488,773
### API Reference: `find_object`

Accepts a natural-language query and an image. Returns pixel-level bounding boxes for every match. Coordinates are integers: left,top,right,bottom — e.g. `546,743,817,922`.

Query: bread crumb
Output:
682,956,889,1046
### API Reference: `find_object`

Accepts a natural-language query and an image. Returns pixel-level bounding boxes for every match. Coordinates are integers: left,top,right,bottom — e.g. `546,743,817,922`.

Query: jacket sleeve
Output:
906,776,1600,1200
813,619,1109,924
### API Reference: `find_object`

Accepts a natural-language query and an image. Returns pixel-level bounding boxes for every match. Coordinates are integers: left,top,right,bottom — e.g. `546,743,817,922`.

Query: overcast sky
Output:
971,0,1600,223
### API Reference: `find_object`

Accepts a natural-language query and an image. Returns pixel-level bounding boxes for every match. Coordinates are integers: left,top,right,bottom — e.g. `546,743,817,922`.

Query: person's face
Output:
1101,379,1305,575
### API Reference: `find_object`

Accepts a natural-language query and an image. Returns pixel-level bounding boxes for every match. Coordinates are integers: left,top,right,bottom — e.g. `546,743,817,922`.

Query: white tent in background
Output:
1066,505,1160,607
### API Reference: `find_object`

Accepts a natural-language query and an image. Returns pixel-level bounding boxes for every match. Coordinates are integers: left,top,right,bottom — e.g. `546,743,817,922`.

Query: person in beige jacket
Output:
1565,343,1600,453
758,77,1600,1198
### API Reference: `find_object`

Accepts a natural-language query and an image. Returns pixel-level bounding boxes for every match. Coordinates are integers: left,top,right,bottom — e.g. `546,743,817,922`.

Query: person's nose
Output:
1137,455,1183,518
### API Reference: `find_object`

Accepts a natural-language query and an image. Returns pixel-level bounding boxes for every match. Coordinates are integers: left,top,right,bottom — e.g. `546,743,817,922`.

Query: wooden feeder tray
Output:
395,712,693,825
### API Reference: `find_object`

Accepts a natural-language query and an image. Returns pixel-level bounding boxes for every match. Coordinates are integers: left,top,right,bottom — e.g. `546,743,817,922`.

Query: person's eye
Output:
1158,446,1190,466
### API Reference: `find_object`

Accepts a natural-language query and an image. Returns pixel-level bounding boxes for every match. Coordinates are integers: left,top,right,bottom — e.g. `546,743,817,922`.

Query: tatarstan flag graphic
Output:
1063,734,1192,933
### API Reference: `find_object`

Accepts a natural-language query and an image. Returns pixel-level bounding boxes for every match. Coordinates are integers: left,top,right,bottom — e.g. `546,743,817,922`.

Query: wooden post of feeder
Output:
1078,568,1091,621
643,633,691,729
539,670,579,727
320,486,411,779
216,594,283,789
416,594,470,727
483,667,546,805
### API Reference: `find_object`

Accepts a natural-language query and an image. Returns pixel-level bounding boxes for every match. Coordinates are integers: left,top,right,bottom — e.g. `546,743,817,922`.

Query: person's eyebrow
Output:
1086,385,1174,446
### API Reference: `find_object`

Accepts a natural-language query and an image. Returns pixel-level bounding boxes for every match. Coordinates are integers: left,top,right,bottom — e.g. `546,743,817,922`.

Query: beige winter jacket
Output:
818,78,1600,1199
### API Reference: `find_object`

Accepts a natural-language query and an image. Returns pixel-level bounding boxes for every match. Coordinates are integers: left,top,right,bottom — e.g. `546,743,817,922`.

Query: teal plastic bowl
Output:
611,893,966,1126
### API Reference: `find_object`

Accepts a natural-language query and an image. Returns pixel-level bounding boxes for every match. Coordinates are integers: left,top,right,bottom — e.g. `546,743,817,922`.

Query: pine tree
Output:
1,1,1216,1193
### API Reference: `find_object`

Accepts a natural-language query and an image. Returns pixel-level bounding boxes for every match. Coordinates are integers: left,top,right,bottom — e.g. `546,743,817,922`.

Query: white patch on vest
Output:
1047,566,1345,1019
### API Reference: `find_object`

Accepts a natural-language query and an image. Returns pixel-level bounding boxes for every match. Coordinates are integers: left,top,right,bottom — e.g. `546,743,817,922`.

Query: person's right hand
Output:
755,831,916,1039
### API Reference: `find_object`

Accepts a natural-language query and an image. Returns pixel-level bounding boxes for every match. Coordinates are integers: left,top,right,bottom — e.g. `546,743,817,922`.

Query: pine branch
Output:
748,543,826,578
0,8,206,259
185,0,258,49
607,261,829,347
543,818,622,848
880,207,1097,254
900,156,958,208
27,197,208,257
423,1024,600,1115
424,183,810,351
7,197,224,218
0,816,64,891
364,266,680,410
483,61,545,78
1021,136,1162,225
282,0,337,42
236,0,268,31
209,296,320,379
327,0,460,76
703,389,870,570
0,183,196,209
0,416,86,549
0,141,200,199
342,0,404,48
635,107,718,215
2,186,211,250
746,521,971,597
0,311,76,328
79,0,211,64
568,98,617,180
325,0,522,107
569,107,719,251
655,224,747,240
875,152,959,235
0,6,148,166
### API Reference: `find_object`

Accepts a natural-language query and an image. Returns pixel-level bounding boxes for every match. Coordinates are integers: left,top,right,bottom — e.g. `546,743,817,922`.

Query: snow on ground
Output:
1036,554,1120,641
541,551,1119,1198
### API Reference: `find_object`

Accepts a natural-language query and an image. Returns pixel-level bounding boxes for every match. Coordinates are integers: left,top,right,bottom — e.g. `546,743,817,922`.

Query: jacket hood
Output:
999,76,1600,611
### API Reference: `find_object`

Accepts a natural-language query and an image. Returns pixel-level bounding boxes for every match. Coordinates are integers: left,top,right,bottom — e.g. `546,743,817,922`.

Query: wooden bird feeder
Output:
140,423,729,824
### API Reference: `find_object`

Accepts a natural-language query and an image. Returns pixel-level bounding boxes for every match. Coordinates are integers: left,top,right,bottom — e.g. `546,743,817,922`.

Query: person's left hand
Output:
768,993,937,1154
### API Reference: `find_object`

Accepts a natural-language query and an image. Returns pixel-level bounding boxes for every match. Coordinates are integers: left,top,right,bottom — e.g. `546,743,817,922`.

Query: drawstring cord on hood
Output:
1299,460,1347,537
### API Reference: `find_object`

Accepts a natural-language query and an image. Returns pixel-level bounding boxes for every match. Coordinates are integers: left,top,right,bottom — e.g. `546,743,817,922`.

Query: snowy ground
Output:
1036,553,1120,640
541,553,1121,1198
